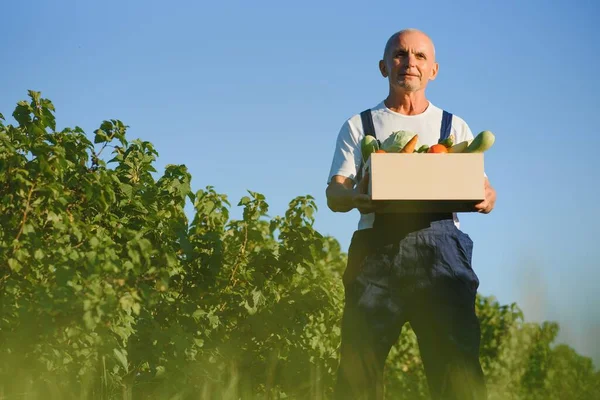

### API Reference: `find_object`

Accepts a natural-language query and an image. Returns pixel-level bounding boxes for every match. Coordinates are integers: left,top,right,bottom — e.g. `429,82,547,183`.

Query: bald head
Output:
383,28,436,62
378,28,440,93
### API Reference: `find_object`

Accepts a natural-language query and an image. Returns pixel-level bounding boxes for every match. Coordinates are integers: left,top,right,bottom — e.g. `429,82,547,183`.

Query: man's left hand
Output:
474,177,496,214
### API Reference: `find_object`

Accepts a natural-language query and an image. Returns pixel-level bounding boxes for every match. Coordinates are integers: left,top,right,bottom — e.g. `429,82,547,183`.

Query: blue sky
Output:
2,0,599,364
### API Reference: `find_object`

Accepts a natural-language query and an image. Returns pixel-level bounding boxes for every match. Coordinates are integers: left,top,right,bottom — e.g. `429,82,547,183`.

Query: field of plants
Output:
1,91,598,399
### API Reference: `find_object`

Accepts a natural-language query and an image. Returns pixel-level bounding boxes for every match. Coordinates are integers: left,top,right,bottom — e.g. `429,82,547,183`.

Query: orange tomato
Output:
427,144,448,153
375,149,387,153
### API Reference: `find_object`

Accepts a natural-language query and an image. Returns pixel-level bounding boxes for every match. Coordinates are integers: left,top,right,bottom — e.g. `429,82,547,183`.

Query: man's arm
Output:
474,176,496,213
326,175,356,213
455,118,496,214
326,174,380,214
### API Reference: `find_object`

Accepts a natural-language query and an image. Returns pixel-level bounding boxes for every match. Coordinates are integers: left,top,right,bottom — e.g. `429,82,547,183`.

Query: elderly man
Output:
326,28,495,400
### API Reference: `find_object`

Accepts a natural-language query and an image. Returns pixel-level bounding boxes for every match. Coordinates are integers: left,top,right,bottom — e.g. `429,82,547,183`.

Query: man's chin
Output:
394,82,420,92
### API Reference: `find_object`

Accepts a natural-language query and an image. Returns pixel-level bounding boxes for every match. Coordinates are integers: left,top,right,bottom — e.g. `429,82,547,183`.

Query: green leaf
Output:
90,236,100,248
12,102,32,126
41,103,56,131
28,90,41,105
93,129,110,144
155,365,165,378
22,223,35,235
34,249,44,260
14,248,27,262
113,348,129,373
7,258,21,272
120,183,133,198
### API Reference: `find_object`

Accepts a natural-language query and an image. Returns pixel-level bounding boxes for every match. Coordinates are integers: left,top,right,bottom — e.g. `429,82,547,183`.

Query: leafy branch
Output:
13,182,36,248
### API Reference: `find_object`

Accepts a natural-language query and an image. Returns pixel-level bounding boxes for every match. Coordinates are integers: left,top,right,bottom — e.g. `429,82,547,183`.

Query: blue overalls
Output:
334,109,488,400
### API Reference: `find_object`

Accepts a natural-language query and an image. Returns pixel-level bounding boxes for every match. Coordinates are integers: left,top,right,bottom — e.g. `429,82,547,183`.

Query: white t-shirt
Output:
327,100,476,231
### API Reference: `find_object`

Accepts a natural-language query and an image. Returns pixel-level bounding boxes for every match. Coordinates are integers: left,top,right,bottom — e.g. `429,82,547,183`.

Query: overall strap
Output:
440,110,453,141
360,109,376,138
357,109,376,184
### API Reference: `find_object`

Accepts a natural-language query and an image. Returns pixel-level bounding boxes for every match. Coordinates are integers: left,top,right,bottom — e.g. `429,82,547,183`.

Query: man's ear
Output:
429,62,439,81
379,60,388,78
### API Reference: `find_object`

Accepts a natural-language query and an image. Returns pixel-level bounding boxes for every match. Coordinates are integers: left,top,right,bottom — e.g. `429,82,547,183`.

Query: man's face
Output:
379,31,439,92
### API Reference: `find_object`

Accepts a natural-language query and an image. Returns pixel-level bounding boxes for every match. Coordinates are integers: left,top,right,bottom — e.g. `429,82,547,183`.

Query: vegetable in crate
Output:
360,135,380,162
400,134,419,153
438,136,454,148
465,130,495,153
417,144,430,153
380,130,418,153
427,144,449,153
448,140,470,153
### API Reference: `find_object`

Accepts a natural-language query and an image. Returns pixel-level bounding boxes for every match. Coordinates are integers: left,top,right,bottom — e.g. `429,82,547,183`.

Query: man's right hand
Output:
326,173,382,214
352,173,379,214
